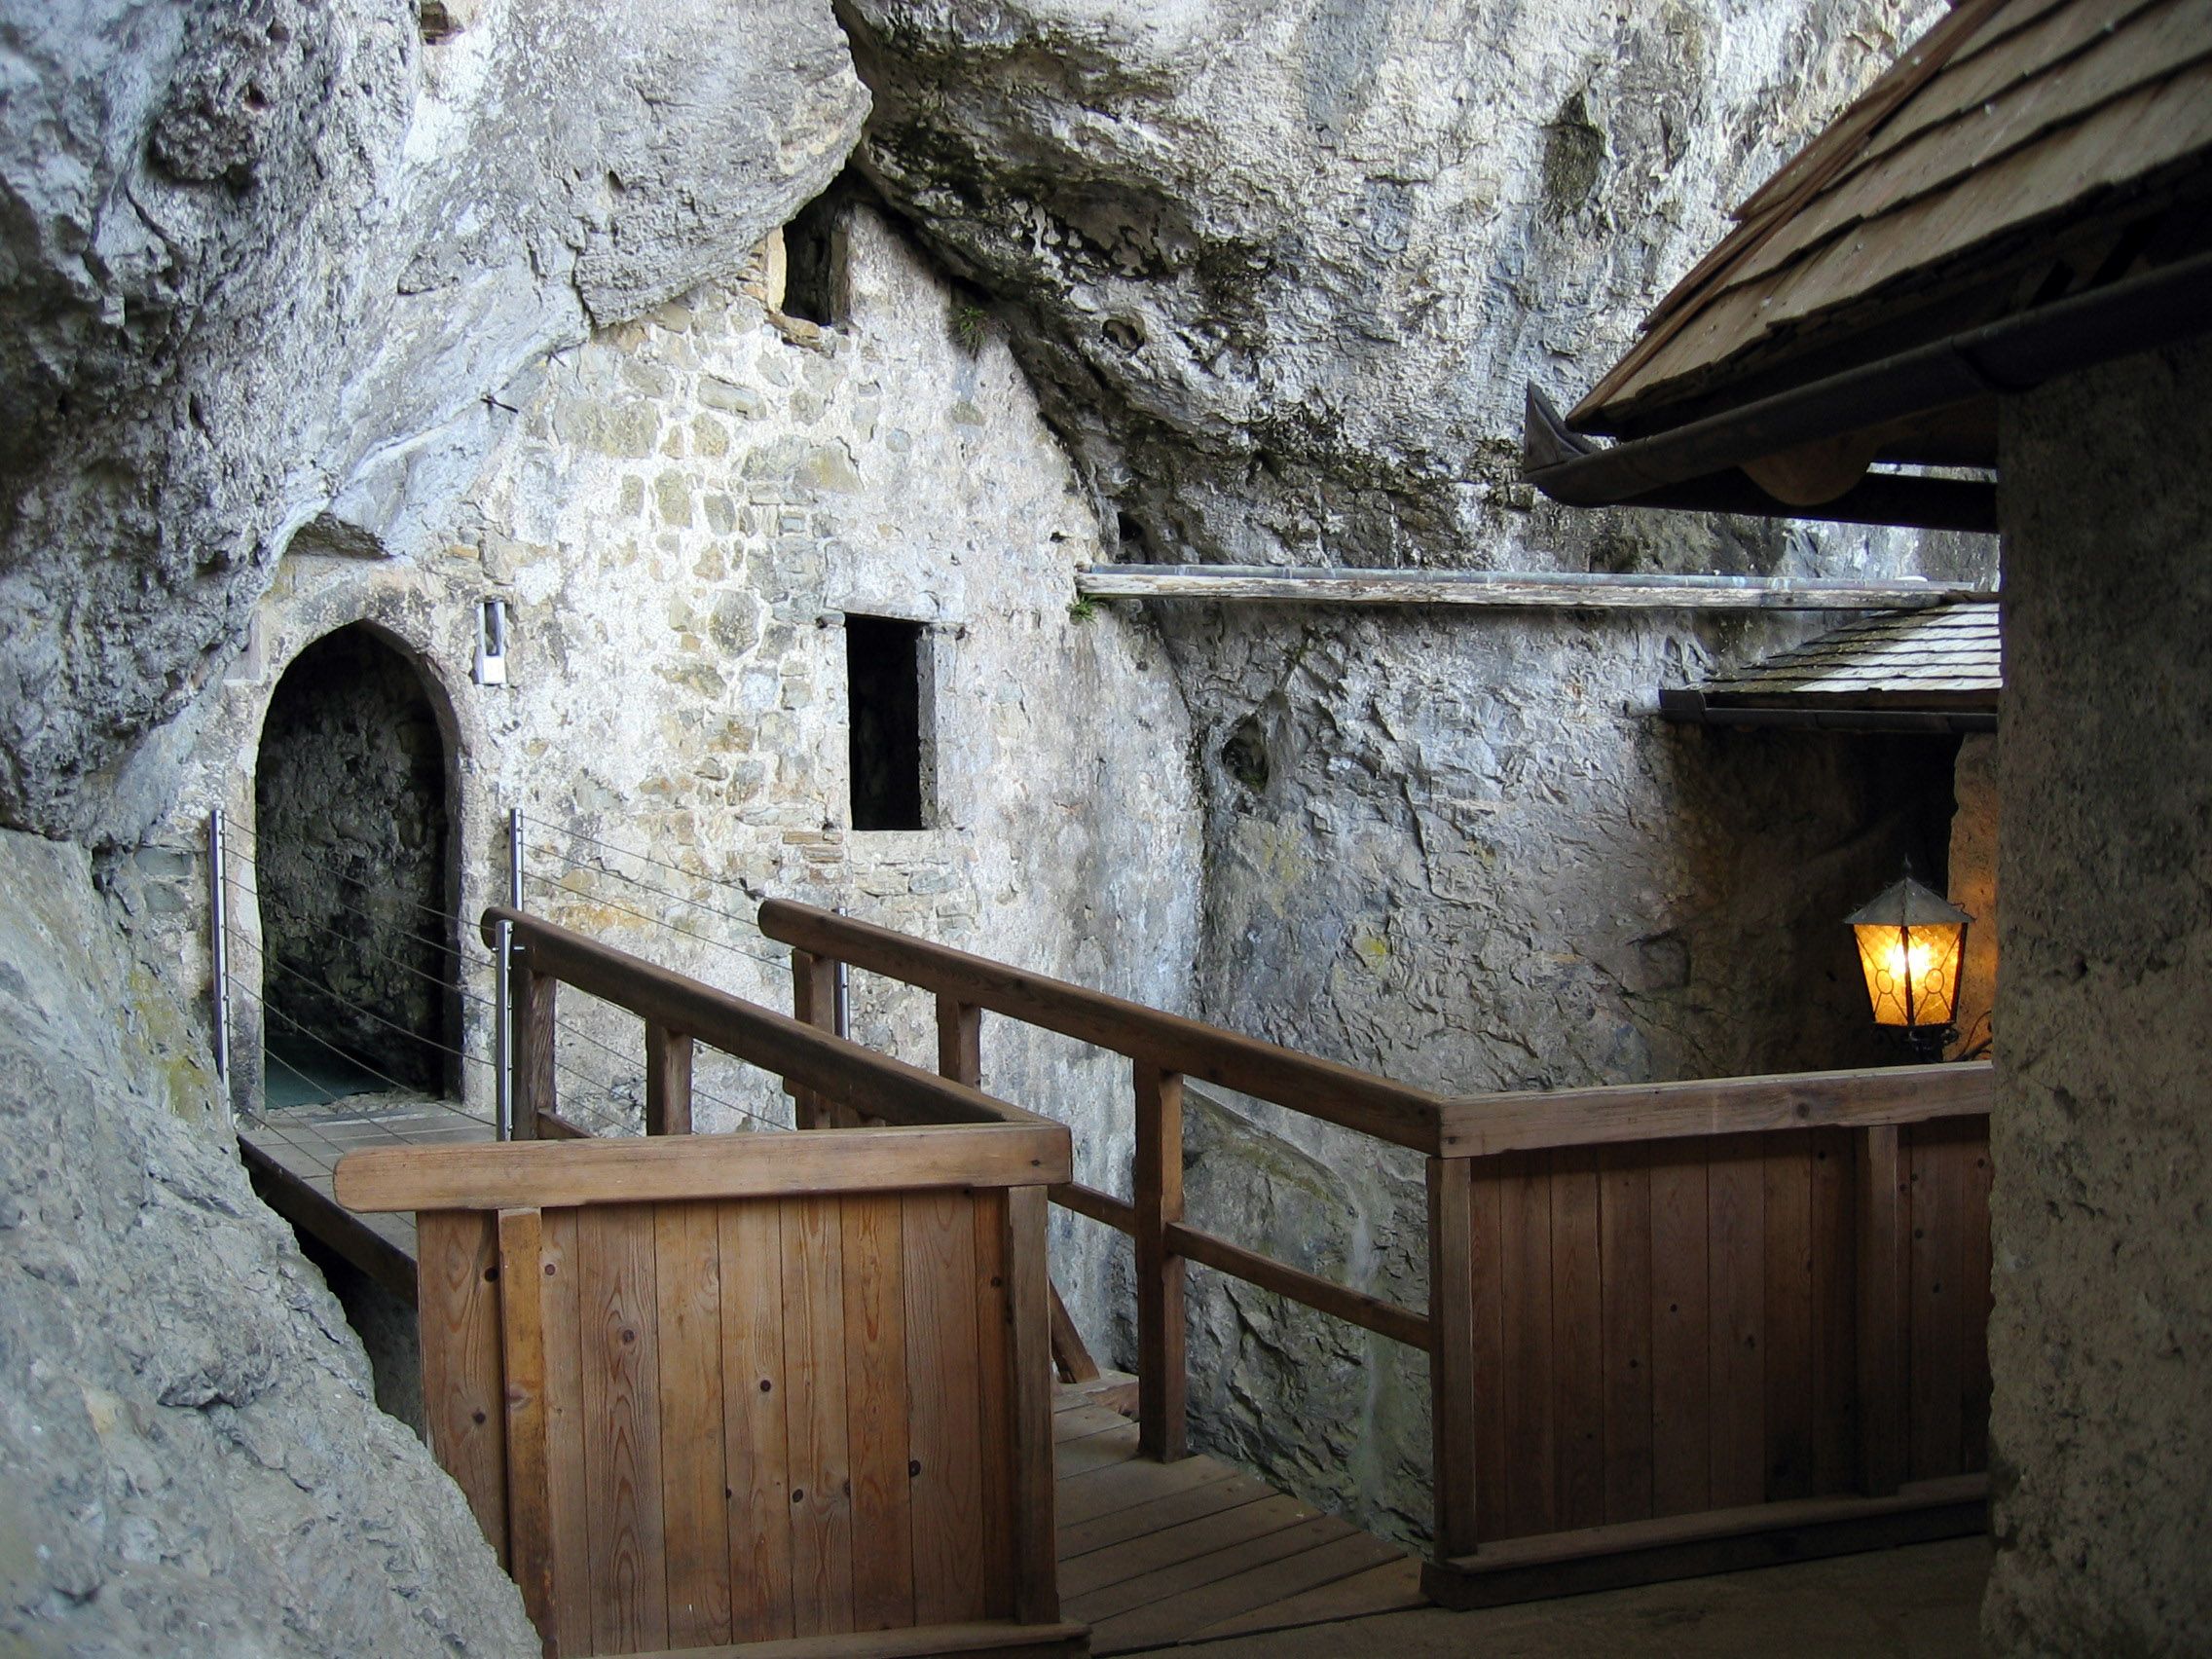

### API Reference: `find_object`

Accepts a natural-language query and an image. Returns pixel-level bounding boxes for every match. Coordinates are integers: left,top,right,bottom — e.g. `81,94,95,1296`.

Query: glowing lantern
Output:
1846,872,1972,1060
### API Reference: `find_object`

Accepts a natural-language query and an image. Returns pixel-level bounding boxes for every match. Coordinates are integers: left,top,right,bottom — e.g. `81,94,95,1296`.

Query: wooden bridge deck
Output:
240,1097,1427,1654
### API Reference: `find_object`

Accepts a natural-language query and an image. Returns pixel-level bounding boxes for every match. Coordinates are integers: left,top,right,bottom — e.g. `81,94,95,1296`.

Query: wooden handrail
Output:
757,899,1449,1153
336,1120,1070,1212
482,906,1048,1132
1435,1060,1994,1155
1164,1222,1431,1351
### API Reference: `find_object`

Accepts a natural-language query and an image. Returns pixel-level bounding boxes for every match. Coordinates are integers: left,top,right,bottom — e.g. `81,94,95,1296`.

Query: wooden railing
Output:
336,909,1084,1659
756,899,1996,1603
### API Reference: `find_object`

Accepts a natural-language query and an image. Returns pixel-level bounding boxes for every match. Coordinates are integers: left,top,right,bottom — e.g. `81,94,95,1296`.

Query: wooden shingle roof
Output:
1567,0,2212,449
1660,603,2002,731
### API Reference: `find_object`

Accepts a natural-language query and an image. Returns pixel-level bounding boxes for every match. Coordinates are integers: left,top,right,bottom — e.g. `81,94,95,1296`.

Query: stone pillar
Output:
1946,731,1998,1058
1985,335,2212,1651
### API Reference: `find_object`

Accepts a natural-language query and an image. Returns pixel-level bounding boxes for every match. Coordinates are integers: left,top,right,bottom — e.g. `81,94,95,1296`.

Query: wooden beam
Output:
1047,1280,1101,1385
336,1122,1072,1214
757,901,1447,1154
1133,1063,1187,1461
790,948,838,1130
1422,1474,1986,1610
1165,1221,1430,1351
1075,565,1994,611
1433,1061,1993,1158
1049,1182,1136,1236
645,1021,694,1136
1426,1157,1480,1561
1005,1187,1061,1626
496,1207,559,1650
513,959,557,1141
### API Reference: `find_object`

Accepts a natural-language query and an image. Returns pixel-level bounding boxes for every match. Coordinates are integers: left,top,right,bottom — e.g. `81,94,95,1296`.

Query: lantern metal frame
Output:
1845,866,1973,1063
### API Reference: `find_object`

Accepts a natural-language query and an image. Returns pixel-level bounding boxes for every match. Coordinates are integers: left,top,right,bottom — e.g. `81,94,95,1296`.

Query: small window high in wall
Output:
846,614,928,831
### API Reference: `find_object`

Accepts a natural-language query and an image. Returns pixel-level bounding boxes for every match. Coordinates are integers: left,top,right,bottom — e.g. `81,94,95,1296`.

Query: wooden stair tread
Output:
1059,1491,1323,1600
1055,1469,1275,1560
1066,1511,1365,1626
1053,1453,1242,1528
1055,1421,1142,1479
1183,1556,1427,1642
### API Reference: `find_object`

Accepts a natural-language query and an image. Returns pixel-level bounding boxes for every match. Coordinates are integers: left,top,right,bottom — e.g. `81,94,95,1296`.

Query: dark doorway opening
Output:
846,614,927,831
254,625,457,1096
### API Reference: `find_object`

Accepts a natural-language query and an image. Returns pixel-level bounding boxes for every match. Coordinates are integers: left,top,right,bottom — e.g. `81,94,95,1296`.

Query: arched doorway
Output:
254,624,459,1100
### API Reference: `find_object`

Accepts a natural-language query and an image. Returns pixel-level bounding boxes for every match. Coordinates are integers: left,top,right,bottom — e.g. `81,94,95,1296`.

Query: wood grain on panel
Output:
781,1196,855,1637
1648,1151,1711,1517
1467,1159,1509,1544
1961,1124,1994,1470
1908,1125,1966,1480
540,1207,593,1657
579,1202,669,1654
1763,1133,1815,1503
655,1200,732,1648
719,1199,795,1644
903,1189,987,1624
1809,1128,1859,1494
1498,1152,1556,1537
841,1194,915,1632
1551,1150,1605,1531
496,1207,557,1648
1707,1137,1766,1511
1597,1146,1654,1525
972,1190,1015,1618
418,1210,508,1564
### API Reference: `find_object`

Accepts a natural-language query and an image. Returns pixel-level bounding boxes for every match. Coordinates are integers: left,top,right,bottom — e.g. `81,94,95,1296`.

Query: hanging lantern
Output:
1845,871,1972,1061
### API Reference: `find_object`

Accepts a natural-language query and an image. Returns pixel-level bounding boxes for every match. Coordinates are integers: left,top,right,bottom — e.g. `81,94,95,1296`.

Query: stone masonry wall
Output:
1983,337,2212,1652
132,203,1202,1344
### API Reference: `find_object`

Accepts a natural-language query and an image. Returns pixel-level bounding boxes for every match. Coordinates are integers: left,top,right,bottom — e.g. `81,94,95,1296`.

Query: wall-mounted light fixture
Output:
1845,867,1972,1062
473,599,509,686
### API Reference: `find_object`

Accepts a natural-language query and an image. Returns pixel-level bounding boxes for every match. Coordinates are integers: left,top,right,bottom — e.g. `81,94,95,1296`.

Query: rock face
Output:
0,0,866,844
0,830,537,1656
839,0,1996,1537
1984,338,2212,1654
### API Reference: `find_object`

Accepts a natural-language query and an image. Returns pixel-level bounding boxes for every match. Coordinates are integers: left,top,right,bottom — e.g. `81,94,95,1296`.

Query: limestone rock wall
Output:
0,830,537,1656
1984,338,2212,1653
837,0,1998,1539
0,0,866,844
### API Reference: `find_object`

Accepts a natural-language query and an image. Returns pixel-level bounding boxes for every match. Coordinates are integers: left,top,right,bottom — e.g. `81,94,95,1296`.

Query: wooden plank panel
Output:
1551,1150,1605,1531
1707,1137,1767,1510
497,1208,557,1649
1857,1125,1911,1497
579,1202,670,1654
781,1196,854,1638
655,1201,732,1648
1005,1190,1060,1627
1648,1151,1711,1517
903,1189,987,1625
1809,1128,1859,1494
1598,1145,1654,1525
1763,1132,1816,1503
1498,1151,1556,1537
645,1023,694,1137
972,1190,1015,1619
840,1194,915,1632
1962,1124,1994,1471
541,1207,593,1658
418,1210,508,1564
1908,1125,1966,1480
1467,1158,1509,1543
1425,1157,1478,1558
719,1199,795,1644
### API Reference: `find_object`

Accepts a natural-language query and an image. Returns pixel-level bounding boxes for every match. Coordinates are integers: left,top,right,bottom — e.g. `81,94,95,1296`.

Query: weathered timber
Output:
1132,1063,1187,1461
1050,1182,1136,1235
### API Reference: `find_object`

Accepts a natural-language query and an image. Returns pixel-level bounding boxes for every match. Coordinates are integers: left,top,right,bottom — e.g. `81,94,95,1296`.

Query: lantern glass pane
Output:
1853,921,1966,1027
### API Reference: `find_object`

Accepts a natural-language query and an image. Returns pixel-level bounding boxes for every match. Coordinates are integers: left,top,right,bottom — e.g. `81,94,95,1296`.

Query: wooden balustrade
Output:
341,908,1082,1658
754,898,1997,1604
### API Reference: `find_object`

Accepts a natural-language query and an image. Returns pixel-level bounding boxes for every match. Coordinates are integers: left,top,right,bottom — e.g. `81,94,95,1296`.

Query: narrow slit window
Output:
846,614,926,830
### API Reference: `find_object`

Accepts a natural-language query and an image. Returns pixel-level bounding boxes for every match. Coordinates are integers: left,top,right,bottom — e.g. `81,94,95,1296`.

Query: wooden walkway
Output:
240,1098,1427,1654
1051,1377,1425,1652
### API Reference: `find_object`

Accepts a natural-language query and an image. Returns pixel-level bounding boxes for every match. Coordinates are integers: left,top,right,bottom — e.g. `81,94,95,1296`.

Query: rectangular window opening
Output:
846,614,928,831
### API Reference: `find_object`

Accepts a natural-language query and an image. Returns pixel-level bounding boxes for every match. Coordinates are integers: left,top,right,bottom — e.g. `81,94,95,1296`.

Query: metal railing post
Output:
208,809,232,1092
497,807,524,1140
831,904,850,1039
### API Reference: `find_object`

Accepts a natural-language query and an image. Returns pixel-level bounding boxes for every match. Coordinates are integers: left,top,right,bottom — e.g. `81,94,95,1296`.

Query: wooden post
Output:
936,994,981,1088
1005,1185,1059,1624
512,956,557,1141
1856,1124,1910,1496
496,1207,558,1654
644,1021,693,1136
789,949,837,1129
1427,1155,1479,1561
1133,1062,1187,1460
